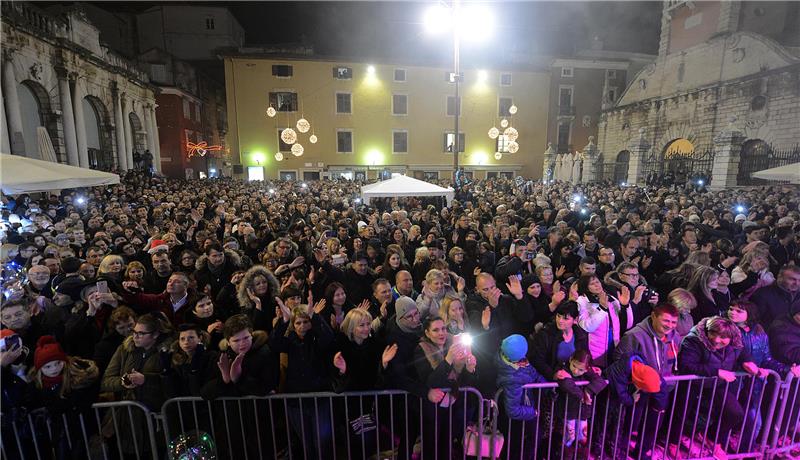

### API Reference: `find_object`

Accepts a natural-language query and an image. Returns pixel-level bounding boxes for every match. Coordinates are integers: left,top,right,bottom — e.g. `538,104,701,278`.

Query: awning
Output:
1,153,120,194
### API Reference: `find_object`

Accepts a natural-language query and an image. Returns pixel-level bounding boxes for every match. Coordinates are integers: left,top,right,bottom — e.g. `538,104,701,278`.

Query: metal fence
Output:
766,373,800,458
643,149,715,187
737,142,800,186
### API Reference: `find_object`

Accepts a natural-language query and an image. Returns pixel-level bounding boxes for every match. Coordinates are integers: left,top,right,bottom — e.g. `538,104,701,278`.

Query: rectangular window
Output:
194,104,201,122
561,67,574,78
182,99,191,119
392,130,408,154
500,172,514,179
272,65,293,77
559,87,573,106
443,132,465,153
394,68,406,82
333,66,352,79
205,17,215,30
337,130,353,153
277,129,291,152
500,73,512,86
423,171,440,181
392,94,408,115
498,97,513,116
303,171,321,181
608,88,617,102
496,134,511,153
150,64,167,83
446,96,461,116
336,92,352,114
486,171,498,179
606,69,617,79
269,92,298,112
279,170,297,181
557,123,571,152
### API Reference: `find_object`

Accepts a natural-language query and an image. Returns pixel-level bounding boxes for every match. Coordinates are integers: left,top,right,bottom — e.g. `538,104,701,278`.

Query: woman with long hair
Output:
236,265,281,333
575,274,632,368
438,294,470,335
379,247,410,285
321,282,354,331
416,269,465,320
688,266,729,323
731,251,774,300
666,288,697,338
97,254,125,282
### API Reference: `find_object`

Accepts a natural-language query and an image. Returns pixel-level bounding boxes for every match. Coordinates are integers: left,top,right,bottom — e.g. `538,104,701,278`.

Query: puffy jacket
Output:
614,317,679,379
193,249,244,298
495,353,546,420
768,315,800,366
530,322,588,380
576,294,633,367
101,335,172,410
739,324,787,374
679,317,751,379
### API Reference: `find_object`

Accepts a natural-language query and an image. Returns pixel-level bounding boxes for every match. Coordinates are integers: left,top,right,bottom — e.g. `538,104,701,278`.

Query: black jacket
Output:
270,314,336,393
201,331,278,399
530,322,589,380
332,333,383,392
163,345,219,398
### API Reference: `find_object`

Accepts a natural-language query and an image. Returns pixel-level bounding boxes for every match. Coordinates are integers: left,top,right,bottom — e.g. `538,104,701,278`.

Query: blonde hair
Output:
438,295,464,322
414,247,430,264
125,261,146,280
425,269,445,284
340,308,373,342
667,288,697,313
97,255,125,276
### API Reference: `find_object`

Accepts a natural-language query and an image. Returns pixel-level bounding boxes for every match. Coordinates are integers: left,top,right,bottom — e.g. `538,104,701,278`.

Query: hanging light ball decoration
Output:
503,127,519,142
266,107,277,118
309,134,318,144
296,118,311,133
488,127,500,139
274,152,284,161
500,119,509,128
507,141,520,154
280,128,297,145
508,105,518,115
291,143,304,157
494,152,503,160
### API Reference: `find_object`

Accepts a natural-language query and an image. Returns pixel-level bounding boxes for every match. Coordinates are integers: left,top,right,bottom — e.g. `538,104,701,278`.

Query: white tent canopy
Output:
1,153,120,194
751,162,800,184
360,174,455,205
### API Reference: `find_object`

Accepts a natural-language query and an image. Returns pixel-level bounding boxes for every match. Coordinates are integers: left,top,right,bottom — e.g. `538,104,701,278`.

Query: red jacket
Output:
121,289,198,326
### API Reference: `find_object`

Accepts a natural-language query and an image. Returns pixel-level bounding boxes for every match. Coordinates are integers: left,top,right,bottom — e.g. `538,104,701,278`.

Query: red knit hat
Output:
34,335,67,370
631,360,661,393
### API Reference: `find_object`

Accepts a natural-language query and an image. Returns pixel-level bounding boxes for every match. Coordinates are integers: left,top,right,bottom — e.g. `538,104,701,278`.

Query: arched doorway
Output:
82,96,114,170
128,112,146,154
643,138,714,185
614,150,629,184
17,81,54,159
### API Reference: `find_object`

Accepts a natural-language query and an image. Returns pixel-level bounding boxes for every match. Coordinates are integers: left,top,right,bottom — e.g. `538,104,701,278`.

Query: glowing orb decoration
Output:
274,152,284,161
503,127,519,142
494,152,503,160
500,119,509,128
488,127,500,139
291,143,304,156
508,105,518,115
507,141,519,153
296,118,310,133
280,128,297,145
309,134,318,144
266,107,277,118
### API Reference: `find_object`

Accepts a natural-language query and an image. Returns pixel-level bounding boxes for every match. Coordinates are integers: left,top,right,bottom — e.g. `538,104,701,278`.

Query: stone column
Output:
0,83,10,154
112,87,128,170
627,127,651,186
3,58,26,156
710,117,746,191
658,5,672,58
122,97,133,165
143,104,156,155
56,69,79,166
149,104,162,173
542,142,555,182
72,79,90,167
581,136,600,183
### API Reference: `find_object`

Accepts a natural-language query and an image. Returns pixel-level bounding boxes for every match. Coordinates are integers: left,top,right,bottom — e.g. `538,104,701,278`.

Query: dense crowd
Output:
1,170,799,459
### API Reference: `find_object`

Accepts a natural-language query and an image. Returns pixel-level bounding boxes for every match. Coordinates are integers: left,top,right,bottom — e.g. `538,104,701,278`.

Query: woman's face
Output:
114,318,135,337
707,273,719,290
329,241,340,254
389,253,401,268
252,275,270,295
354,318,371,341
181,254,196,268
588,276,604,295
707,331,731,350
194,297,214,318
393,229,403,241
539,268,554,284
333,287,346,306
527,282,542,297
424,319,448,347
429,277,444,293
560,245,572,257
448,300,465,320
108,259,123,273
127,267,144,280
179,330,200,354
353,238,363,251
717,270,730,287
293,315,312,338
727,305,748,324
132,323,158,350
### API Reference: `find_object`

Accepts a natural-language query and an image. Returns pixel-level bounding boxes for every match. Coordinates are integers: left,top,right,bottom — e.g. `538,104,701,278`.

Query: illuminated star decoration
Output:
187,141,224,158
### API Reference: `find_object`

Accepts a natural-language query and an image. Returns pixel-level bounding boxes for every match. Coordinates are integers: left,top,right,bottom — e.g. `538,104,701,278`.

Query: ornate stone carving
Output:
732,48,745,63
725,34,741,49
29,63,43,80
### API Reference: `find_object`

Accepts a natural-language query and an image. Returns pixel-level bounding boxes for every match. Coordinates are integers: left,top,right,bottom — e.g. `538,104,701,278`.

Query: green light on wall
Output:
251,150,266,165
367,149,383,166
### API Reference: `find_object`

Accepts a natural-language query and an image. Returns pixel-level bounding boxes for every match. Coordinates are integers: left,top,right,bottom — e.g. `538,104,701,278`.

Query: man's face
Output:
1,305,31,331
208,249,225,267
621,239,640,258
28,266,51,287
651,312,678,337
86,250,103,267
476,276,497,301
583,234,597,249
43,258,61,275
778,270,800,293
152,254,172,274
276,241,291,258
396,272,413,295
374,282,392,303
353,259,368,275
72,229,85,242
579,263,596,276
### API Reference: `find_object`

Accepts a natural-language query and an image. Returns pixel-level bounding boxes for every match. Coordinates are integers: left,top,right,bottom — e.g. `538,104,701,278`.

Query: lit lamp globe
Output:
500,119,509,128
280,128,297,145
266,107,277,117
296,118,311,133
507,141,519,154
291,143,304,156
508,105,518,115
309,134,318,144
494,152,502,160
274,152,284,161
488,127,500,139
503,127,519,142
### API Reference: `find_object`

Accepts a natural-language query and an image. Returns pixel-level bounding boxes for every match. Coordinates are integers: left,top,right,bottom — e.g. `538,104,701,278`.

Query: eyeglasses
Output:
132,330,153,337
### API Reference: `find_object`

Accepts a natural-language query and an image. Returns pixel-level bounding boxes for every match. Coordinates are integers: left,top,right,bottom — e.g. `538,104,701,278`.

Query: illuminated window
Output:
443,132,465,153
496,134,511,153
333,67,352,79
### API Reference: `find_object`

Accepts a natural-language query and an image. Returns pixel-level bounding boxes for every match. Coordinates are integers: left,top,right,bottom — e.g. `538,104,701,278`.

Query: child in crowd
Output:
555,349,607,448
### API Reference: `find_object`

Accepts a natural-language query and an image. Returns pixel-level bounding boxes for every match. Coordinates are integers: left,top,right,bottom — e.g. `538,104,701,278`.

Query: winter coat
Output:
381,319,427,398
739,324,787,374
495,353,546,420
415,284,464,319
604,352,669,409
236,265,281,332
731,266,774,300
92,329,127,375
194,249,243,298
555,364,607,419
121,288,200,327
690,288,728,324
604,272,656,325
530,322,589,380
768,315,800,366
576,294,633,368
413,339,476,391
31,357,100,414
332,333,383,392
614,317,680,379
163,344,219,398
750,283,800,329
679,317,751,380
200,330,278,399
101,335,172,411
270,314,335,393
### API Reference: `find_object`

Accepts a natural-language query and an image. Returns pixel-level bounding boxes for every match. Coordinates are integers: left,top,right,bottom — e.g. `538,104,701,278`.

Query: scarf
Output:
42,374,63,389
418,340,459,380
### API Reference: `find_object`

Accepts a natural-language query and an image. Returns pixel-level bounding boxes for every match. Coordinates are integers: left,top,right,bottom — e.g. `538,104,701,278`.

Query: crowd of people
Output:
1,169,799,459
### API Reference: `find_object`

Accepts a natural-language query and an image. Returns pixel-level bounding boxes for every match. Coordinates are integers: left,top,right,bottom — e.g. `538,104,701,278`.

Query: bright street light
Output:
366,65,376,75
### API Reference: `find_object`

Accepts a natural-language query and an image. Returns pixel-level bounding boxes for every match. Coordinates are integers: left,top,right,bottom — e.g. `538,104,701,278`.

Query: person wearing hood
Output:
236,265,280,333
193,243,243,299
530,301,589,380
522,273,563,333
678,316,766,460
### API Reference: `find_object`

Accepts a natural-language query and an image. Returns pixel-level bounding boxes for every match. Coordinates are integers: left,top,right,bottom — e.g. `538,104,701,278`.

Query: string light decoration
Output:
488,127,500,139
291,143,304,156
508,104,518,115
280,128,297,145
503,127,519,142
296,118,310,133
274,152,284,161
507,141,519,153
309,134,318,144
486,105,521,161
266,107,277,118
500,119,509,128
186,141,224,158
494,152,502,160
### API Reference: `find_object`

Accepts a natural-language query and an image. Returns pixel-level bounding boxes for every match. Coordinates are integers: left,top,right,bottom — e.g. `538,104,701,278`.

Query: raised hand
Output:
312,298,326,316
247,288,262,311
229,352,245,383
506,276,523,300
379,301,389,319
481,306,492,330
473,267,482,276
598,290,609,309
555,265,566,279
633,285,646,304
333,352,347,374
641,255,652,269
275,297,291,322
618,285,631,306
456,276,466,293
357,299,371,311
382,344,399,369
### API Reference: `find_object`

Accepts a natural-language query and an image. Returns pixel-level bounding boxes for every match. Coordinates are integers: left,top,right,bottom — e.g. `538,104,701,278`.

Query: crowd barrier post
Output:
765,372,800,459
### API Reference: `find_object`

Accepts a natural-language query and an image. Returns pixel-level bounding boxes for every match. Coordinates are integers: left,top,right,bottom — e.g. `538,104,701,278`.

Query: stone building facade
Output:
1,3,160,172
594,0,800,188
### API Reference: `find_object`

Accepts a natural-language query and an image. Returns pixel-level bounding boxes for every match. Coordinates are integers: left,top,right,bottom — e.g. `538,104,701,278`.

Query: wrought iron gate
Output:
737,140,800,186
643,148,715,186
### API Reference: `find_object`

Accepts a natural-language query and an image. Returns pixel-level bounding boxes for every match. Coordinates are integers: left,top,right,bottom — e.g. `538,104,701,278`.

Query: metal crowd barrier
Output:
0,400,158,460
766,372,800,458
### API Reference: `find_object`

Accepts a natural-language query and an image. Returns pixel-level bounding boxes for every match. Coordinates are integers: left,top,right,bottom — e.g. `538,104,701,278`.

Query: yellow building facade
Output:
224,55,550,181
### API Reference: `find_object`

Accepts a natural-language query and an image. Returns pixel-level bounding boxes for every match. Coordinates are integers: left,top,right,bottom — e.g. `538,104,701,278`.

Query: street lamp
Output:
424,1,493,181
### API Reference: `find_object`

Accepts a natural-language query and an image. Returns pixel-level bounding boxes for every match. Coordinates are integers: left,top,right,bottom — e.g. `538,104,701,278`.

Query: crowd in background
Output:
1,170,799,459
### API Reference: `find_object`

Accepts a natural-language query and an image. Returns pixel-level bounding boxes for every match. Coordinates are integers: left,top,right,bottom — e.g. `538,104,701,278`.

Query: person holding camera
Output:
495,238,536,288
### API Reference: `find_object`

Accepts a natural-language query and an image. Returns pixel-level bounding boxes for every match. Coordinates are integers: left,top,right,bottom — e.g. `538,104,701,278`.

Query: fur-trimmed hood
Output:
237,265,281,309
195,248,243,271
218,329,269,352
689,316,744,351
266,239,299,256
68,356,100,389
